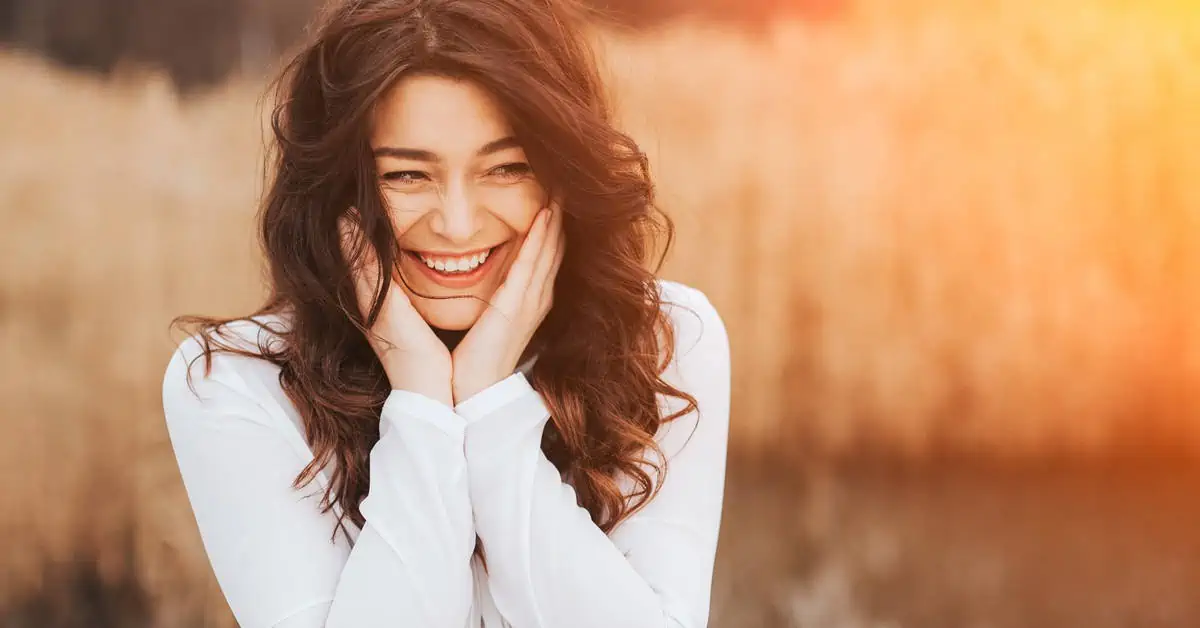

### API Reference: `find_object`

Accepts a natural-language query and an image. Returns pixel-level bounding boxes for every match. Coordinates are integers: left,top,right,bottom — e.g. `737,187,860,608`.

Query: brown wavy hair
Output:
174,0,696,538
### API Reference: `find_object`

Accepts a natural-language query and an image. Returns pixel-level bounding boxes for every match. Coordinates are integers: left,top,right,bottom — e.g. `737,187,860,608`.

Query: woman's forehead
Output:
371,74,517,158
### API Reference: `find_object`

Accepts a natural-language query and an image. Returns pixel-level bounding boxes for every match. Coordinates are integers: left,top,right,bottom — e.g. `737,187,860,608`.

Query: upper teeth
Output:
419,249,490,273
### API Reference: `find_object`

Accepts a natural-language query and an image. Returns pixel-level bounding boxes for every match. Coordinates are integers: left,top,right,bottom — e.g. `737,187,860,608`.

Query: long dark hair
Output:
175,0,696,537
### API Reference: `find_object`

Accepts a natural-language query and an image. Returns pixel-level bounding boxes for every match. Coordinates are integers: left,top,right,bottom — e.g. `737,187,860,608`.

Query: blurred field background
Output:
3,0,1200,626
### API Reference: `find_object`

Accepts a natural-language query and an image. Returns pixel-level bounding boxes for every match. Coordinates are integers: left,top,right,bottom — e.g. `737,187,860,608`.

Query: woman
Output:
161,0,730,626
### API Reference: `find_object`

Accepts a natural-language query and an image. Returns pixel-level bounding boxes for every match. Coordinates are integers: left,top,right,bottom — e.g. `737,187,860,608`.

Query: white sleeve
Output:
455,285,731,628
162,338,476,628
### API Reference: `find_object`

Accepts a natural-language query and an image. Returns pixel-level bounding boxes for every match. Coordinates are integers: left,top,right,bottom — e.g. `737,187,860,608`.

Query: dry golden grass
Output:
601,3,1200,461
2,1,1200,623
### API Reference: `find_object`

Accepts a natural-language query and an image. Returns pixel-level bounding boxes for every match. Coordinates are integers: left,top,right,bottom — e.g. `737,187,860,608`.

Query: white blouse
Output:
161,279,730,628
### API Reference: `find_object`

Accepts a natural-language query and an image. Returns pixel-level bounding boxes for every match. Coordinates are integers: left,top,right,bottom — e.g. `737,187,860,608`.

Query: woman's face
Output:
369,73,546,331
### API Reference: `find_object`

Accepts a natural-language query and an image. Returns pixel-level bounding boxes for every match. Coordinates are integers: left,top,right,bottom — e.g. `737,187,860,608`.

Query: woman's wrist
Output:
385,360,454,407
452,369,507,406
405,382,454,408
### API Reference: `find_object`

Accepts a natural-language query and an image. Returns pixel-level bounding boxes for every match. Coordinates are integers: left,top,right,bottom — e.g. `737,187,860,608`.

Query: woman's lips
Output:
403,243,506,290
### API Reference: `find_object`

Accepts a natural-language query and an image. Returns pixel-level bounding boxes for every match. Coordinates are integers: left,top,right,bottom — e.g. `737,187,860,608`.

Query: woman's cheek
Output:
383,190,433,232
480,180,544,231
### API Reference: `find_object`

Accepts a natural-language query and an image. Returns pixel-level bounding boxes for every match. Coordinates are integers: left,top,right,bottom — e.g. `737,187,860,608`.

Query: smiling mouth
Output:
405,244,498,273
401,243,507,285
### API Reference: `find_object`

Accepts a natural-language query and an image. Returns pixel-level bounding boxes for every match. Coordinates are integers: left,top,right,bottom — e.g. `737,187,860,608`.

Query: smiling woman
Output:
160,0,731,627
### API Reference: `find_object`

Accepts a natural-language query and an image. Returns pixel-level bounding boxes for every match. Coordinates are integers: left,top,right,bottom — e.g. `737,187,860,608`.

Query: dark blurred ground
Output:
714,462,1200,628
4,461,1199,628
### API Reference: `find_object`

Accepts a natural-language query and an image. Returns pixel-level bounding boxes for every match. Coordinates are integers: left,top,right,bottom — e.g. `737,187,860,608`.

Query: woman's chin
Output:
415,299,485,332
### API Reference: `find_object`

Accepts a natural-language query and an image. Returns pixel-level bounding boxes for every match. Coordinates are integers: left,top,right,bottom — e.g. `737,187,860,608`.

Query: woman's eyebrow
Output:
477,136,521,156
371,136,519,162
373,146,439,161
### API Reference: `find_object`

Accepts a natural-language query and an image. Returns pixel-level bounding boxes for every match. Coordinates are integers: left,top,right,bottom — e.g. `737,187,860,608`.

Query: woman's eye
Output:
382,170,429,184
488,162,532,180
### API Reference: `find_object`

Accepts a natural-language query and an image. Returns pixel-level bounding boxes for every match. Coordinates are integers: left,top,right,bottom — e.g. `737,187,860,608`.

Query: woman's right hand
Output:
339,214,453,406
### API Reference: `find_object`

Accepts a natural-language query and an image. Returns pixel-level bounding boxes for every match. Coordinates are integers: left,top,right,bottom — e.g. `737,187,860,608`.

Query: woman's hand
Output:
451,202,564,404
339,213,454,406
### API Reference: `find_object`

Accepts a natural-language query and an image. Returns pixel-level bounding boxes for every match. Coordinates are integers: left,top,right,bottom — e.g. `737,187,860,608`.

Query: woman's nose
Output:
428,179,483,244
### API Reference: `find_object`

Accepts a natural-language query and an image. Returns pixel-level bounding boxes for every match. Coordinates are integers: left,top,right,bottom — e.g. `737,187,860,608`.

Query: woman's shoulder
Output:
656,278,709,308
654,279,729,363
161,312,294,422
160,313,320,502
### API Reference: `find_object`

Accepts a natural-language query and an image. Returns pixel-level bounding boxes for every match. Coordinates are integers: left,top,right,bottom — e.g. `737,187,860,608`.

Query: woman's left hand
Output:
452,201,564,404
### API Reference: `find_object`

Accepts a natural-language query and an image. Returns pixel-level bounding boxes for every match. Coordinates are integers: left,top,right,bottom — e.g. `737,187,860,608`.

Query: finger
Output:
503,208,550,291
490,209,549,316
543,224,565,313
549,219,565,286
533,201,561,273
533,202,564,303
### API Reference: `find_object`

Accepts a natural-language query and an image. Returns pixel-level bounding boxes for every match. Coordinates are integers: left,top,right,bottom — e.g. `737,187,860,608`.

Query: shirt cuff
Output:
381,389,467,440
454,372,544,424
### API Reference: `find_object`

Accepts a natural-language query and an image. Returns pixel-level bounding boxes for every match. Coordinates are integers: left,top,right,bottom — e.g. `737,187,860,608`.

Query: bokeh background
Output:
3,0,1200,626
